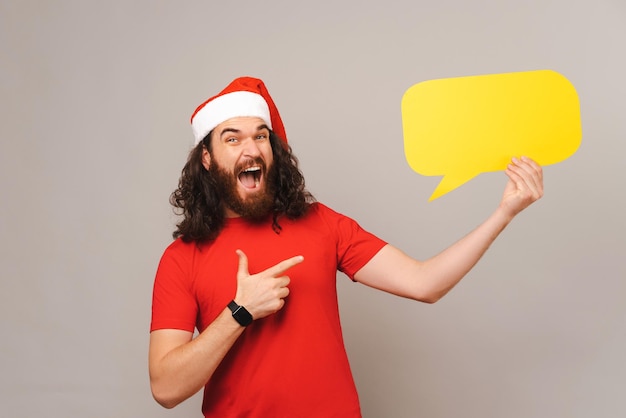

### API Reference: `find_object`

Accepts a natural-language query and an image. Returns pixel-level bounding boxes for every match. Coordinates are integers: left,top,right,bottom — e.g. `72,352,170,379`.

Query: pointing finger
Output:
263,255,304,278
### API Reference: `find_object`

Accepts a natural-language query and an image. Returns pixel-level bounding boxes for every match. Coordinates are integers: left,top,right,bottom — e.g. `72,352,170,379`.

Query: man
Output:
149,77,543,417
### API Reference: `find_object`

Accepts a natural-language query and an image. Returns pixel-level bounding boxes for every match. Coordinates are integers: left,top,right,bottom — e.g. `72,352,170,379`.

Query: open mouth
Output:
237,166,262,190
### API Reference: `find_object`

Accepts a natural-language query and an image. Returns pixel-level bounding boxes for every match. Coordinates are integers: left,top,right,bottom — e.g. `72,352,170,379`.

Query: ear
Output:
201,147,211,171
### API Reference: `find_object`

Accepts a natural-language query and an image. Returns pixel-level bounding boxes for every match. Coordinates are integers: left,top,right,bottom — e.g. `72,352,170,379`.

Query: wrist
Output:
227,300,253,327
494,205,515,226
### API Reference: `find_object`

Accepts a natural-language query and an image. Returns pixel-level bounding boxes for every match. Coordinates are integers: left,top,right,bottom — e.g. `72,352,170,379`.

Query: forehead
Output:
213,116,269,135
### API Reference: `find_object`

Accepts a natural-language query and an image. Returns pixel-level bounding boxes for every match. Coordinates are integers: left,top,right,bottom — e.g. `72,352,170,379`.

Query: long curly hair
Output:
170,131,315,243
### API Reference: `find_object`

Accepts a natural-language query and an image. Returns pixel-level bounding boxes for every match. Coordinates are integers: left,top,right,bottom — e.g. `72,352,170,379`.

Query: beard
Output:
208,157,277,222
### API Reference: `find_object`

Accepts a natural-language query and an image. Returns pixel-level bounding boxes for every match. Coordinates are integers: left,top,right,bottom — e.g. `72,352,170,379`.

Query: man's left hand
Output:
499,156,544,219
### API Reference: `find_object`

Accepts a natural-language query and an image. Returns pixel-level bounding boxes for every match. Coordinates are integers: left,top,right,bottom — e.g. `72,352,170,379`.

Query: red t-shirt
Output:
151,203,386,417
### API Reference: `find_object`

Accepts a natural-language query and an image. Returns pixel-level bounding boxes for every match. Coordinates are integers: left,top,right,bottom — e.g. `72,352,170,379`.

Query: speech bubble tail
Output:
428,174,477,201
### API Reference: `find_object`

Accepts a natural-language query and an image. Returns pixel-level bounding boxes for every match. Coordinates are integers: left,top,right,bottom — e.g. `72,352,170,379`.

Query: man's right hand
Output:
233,249,304,320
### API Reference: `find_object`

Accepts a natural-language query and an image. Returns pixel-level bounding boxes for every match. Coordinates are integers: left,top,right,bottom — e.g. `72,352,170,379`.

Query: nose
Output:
241,137,262,158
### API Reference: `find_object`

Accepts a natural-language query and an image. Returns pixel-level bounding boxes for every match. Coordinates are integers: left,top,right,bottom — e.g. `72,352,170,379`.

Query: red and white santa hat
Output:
190,76,287,145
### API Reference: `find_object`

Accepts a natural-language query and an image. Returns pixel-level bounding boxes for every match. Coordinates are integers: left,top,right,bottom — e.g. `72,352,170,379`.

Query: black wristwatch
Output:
227,300,253,327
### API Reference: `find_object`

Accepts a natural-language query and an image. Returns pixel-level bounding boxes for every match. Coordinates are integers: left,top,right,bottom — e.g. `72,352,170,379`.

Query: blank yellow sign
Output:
401,70,581,201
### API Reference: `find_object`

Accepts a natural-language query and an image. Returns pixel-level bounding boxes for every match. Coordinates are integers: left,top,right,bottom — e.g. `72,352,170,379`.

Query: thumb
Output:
235,249,250,278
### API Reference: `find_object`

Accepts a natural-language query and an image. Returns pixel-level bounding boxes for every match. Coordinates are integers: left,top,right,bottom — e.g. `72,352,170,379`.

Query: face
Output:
203,117,276,218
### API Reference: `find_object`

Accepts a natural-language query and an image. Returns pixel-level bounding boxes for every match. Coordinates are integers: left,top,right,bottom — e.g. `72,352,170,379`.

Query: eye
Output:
226,137,238,143
255,133,268,140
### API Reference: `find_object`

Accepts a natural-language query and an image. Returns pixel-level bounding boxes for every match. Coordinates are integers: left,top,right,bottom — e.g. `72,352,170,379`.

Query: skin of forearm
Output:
150,309,245,408
354,205,515,304
416,206,513,302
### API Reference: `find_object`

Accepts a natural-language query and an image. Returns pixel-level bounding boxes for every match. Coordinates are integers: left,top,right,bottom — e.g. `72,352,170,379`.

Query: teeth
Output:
243,167,261,173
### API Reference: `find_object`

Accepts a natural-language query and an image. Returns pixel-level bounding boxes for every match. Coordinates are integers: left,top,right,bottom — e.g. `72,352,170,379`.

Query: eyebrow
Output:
219,127,240,137
219,124,270,138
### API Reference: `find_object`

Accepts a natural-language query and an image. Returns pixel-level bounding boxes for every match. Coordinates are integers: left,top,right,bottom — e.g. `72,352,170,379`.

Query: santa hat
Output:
190,76,287,145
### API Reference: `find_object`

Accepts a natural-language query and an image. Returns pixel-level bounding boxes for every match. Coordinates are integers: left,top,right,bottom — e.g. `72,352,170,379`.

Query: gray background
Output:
1,0,624,417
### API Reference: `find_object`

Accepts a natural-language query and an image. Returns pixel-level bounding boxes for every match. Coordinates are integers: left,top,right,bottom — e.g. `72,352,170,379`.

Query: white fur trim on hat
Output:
191,91,272,145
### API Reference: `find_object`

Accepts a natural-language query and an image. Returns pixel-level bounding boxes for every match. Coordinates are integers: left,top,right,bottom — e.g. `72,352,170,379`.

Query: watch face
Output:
233,306,253,326
229,301,253,326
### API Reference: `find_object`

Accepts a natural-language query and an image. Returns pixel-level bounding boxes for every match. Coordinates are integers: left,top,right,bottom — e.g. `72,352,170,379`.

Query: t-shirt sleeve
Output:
317,204,387,280
150,240,198,332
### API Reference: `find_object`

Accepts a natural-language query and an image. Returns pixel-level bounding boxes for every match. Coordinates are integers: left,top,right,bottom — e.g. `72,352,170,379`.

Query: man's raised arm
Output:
354,157,543,302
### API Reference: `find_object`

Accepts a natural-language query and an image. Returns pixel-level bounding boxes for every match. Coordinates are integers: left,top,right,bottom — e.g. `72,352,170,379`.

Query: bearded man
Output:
149,77,544,418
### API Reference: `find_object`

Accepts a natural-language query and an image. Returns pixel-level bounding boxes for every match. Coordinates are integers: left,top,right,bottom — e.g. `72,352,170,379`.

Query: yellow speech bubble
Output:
401,70,581,201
